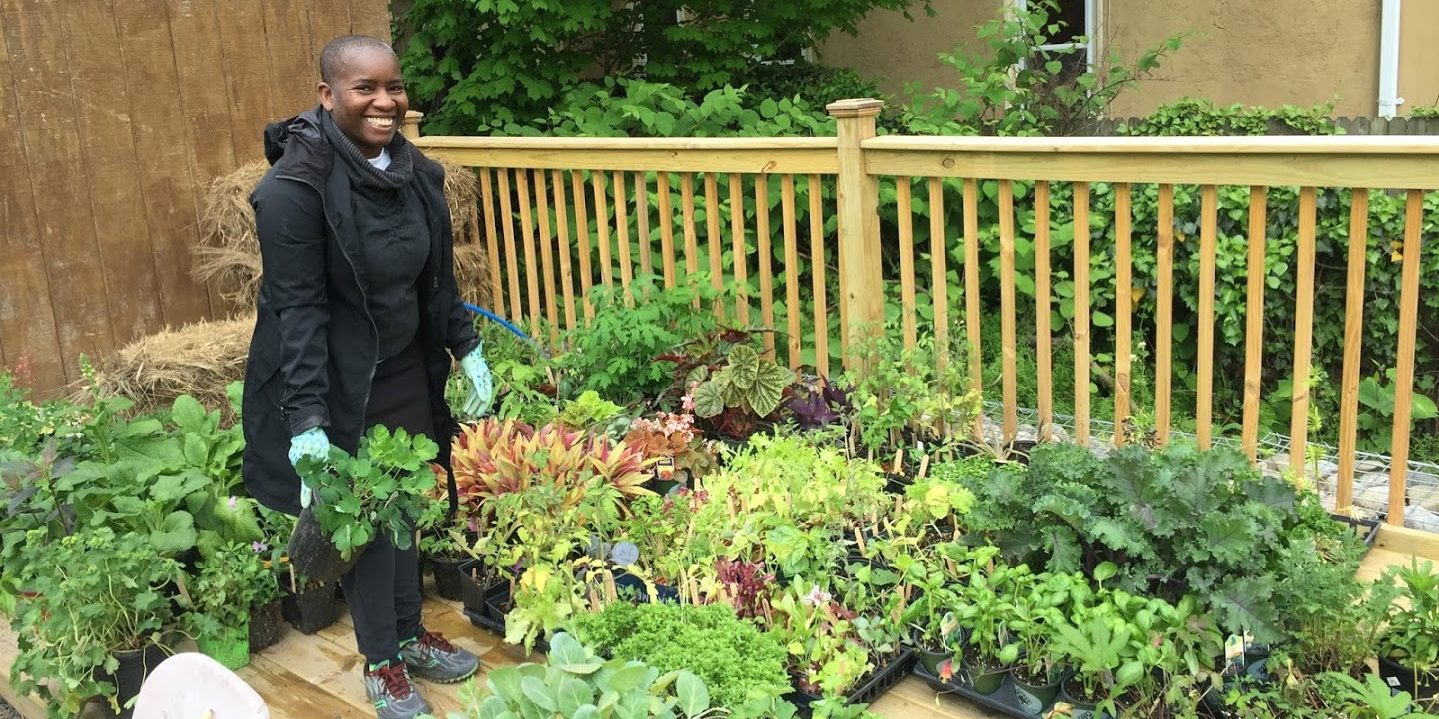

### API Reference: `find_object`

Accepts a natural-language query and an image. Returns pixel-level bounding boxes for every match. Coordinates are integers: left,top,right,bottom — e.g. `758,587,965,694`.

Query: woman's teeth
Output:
364,116,394,129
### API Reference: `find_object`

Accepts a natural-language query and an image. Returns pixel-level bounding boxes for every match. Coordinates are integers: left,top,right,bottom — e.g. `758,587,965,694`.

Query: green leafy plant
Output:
689,344,795,424
9,527,184,719
456,631,730,718
570,602,791,710
556,275,722,405
184,541,281,641
1379,560,1439,687
293,425,441,560
560,390,628,434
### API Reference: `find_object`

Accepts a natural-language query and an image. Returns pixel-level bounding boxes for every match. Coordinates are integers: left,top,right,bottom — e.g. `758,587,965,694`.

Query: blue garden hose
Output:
463,302,550,358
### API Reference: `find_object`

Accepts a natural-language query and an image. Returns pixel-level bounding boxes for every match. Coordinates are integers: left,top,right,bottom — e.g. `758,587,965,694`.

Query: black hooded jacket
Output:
241,106,478,515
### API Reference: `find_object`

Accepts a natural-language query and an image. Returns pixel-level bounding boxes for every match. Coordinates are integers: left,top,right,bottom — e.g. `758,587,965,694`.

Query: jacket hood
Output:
261,105,438,185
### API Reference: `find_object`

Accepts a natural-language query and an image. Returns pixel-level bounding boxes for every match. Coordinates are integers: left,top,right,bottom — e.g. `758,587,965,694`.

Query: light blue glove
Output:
288,427,330,508
460,346,494,417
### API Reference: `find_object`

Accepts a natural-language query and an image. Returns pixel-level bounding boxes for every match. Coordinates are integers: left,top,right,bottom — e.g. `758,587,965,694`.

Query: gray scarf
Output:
321,109,414,190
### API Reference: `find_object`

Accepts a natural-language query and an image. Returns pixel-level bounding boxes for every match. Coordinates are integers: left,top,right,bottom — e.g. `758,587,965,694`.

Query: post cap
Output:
825,98,885,118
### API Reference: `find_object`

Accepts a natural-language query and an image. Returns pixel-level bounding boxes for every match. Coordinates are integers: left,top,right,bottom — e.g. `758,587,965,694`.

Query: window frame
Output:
1013,0,1098,71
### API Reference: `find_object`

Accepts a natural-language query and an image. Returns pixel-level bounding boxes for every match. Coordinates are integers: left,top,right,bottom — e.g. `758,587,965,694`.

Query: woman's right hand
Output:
288,427,331,508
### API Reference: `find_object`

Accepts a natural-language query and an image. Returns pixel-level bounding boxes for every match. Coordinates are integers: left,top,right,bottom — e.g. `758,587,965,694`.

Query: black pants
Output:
344,340,433,665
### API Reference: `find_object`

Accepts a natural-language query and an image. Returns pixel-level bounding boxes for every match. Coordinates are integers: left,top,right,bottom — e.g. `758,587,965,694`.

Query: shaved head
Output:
319,34,396,85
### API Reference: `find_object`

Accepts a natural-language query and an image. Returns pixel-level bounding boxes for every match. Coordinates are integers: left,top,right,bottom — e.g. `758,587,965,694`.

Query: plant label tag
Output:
1223,634,1245,676
655,456,675,480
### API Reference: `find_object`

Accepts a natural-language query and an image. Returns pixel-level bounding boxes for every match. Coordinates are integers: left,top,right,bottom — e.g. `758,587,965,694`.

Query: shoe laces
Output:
368,661,414,699
416,630,458,654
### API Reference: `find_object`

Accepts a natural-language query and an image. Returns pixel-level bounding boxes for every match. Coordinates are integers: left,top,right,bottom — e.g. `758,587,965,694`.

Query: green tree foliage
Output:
396,0,932,134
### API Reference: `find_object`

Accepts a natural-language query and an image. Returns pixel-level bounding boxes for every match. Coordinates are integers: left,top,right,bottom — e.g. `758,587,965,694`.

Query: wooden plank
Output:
416,141,840,175
260,0,318,128
1288,187,1318,474
681,173,700,292
496,169,524,325
117,0,218,326
782,174,802,369
165,0,242,316
705,173,725,322
1335,189,1369,511
963,178,982,439
1387,190,1425,525
516,169,542,334
214,0,275,162
479,169,505,324
307,0,354,49
591,172,614,291
0,622,48,719
755,174,776,356
1155,184,1175,444
552,170,578,332
571,170,595,321
998,180,1017,442
0,0,66,391
1196,184,1218,449
1113,183,1132,446
612,171,634,302
1073,182,1091,446
897,178,918,351
928,178,948,381
635,173,653,280
1377,522,1439,560
657,173,677,288
67,0,168,342
4,0,116,383
1241,186,1268,461
237,655,369,718
349,0,392,39
809,174,830,378
535,170,560,341
729,174,750,325
1034,181,1052,441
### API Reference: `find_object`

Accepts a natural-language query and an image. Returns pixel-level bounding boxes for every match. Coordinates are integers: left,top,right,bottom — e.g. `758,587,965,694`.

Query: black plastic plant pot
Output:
1379,654,1439,702
612,571,680,604
908,628,952,676
429,555,466,602
104,642,171,719
1055,677,1109,719
282,580,339,635
286,506,362,586
248,598,284,652
848,649,917,706
1010,667,1064,717
968,661,1008,696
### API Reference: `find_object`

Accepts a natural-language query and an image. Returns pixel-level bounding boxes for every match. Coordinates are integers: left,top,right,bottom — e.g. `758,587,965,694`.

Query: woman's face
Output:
318,46,408,158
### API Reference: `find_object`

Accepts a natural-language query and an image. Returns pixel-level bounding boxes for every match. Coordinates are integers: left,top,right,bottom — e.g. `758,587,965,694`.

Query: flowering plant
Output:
623,408,720,480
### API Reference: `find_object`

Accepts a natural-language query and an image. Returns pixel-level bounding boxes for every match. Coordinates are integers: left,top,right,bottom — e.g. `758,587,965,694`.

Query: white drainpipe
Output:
1378,0,1403,118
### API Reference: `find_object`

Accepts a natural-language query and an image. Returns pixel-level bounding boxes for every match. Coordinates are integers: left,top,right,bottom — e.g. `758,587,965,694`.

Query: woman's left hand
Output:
460,347,494,417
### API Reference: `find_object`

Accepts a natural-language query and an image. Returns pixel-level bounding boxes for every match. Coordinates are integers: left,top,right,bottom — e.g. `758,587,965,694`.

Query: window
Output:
1014,0,1096,82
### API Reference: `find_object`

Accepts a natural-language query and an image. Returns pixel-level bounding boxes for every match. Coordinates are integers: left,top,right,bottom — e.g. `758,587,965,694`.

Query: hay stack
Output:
89,315,253,417
194,156,487,313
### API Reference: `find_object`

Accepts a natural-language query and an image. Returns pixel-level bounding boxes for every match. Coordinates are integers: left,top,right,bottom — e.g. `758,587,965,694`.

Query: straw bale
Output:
89,316,253,417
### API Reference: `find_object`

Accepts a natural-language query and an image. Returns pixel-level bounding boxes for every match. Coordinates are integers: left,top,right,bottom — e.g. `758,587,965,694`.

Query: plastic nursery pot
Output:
248,599,284,652
101,642,171,719
909,628,953,676
961,644,1009,696
281,579,339,635
1010,666,1065,717
1379,654,1439,702
197,620,251,670
612,571,680,604
286,506,362,586
456,560,507,614
429,554,466,602
1054,675,1117,719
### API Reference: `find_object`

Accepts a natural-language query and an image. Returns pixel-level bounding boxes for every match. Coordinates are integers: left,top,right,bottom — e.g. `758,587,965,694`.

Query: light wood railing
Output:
403,101,1439,528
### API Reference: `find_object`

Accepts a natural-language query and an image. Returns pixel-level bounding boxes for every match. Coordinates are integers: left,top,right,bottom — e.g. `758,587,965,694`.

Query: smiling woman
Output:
240,33,494,719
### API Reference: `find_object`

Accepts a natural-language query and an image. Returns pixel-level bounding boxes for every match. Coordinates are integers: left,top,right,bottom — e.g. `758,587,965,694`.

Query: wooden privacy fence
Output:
403,100,1439,527
0,0,389,395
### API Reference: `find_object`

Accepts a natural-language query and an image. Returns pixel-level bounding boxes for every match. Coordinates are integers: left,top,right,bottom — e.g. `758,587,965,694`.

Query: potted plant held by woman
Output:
288,425,441,584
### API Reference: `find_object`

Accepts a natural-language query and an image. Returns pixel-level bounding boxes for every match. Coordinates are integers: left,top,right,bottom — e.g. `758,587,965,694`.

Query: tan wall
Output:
1400,0,1439,111
1105,0,1380,117
819,0,1410,119
817,0,1003,102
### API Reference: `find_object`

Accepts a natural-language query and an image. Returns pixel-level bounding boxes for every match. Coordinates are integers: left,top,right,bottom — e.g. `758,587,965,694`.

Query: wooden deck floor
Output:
0,526,1433,719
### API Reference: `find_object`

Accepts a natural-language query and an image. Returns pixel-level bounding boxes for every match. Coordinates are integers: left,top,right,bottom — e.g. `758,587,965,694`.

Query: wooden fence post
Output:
827,98,885,371
402,110,423,140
